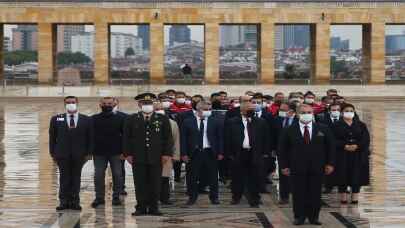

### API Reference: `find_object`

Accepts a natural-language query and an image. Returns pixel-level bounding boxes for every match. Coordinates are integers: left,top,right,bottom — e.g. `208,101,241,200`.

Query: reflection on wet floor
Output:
0,100,404,227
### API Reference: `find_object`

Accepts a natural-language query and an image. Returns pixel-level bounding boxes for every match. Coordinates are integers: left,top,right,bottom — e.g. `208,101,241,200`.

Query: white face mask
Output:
233,103,240,108
141,105,154,114
305,98,315,104
299,113,313,124
343,111,355,119
202,110,212,118
162,101,171,109
112,106,118,113
278,111,287,118
185,100,192,105
176,98,186,104
330,111,341,119
155,110,165,115
66,103,77,113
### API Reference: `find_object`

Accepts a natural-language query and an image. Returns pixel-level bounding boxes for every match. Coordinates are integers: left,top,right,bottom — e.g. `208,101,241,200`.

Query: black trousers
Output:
121,160,126,191
231,150,260,205
278,164,291,200
56,157,86,205
132,163,162,211
291,173,323,220
189,149,219,201
173,160,183,181
160,177,170,203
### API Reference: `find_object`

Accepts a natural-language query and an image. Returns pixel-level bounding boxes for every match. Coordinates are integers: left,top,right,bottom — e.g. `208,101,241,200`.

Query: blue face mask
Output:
255,104,263,112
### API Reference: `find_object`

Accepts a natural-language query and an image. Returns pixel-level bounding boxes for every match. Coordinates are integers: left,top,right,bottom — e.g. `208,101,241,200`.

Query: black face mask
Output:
101,106,113,113
246,110,255,118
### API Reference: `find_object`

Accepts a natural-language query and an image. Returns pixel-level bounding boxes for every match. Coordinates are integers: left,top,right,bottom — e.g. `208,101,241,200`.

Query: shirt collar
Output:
66,112,79,118
299,121,312,129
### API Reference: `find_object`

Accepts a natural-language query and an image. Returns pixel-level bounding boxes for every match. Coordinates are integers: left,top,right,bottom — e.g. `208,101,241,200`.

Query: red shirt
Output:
310,102,324,115
268,103,280,116
170,102,192,113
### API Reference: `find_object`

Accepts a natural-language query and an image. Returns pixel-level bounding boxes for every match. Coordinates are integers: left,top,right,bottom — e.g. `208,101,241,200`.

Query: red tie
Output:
304,125,310,144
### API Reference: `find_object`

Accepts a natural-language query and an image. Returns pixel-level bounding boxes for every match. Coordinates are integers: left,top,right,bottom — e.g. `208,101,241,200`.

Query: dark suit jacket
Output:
225,116,270,166
180,115,224,158
317,112,339,128
273,116,298,155
49,113,94,159
278,122,336,175
258,110,276,152
123,112,173,165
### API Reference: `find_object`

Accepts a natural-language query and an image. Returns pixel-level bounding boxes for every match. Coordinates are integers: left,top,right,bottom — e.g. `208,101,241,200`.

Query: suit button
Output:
146,144,150,147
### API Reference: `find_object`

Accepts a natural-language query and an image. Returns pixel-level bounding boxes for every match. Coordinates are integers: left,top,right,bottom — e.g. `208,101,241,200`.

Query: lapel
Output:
237,116,245,144
191,115,199,133
64,113,80,130
312,123,319,141
292,121,304,144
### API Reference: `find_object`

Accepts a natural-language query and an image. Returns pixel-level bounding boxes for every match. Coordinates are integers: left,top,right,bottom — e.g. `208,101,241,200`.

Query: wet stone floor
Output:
0,99,404,227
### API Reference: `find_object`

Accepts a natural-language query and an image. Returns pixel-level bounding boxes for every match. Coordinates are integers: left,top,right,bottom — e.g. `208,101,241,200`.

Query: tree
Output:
284,64,297,79
56,52,92,65
4,50,37,66
125,47,135,57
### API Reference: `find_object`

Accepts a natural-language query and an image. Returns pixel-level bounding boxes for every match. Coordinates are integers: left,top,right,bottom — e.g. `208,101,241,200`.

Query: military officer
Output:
123,93,174,216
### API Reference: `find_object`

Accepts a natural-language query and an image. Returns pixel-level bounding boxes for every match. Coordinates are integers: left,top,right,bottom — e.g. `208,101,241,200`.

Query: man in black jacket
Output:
278,104,335,226
225,99,270,207
91,97,126,208
49,96,94,211
181,101,224,205
123,93,174,216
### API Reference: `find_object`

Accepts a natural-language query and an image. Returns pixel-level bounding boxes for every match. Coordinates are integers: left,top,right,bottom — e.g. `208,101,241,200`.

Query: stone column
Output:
0,25,3,81
38,23,55,84
368,23,385,84
94,22,109,84
260,23,275,84
313,23,330,84
205,23,220,84
150,22,165,84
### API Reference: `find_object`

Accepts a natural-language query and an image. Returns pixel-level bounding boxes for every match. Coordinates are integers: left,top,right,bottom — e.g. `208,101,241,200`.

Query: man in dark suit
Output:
251,93,276,193
113,97,129,196
181,101,224,205
278,104,335,225
49,96,94,211
273,102,298,204
123,93,173,216
316,102,341,194
225,99,270,207
91,97,125,208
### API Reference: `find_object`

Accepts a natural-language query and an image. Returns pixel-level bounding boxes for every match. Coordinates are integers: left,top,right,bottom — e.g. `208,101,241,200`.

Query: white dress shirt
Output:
256,110,262,118
66,112,79,128
299,121,312,140
196,116,211,149
242,117,251,149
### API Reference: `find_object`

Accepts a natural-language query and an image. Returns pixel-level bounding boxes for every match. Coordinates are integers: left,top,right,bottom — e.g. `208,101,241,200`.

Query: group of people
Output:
48,88,371,226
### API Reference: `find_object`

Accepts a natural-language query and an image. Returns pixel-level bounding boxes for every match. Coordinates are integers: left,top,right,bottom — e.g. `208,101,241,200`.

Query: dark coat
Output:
278,122,336,175
331,119,370,186
92,111,125,156
123,112,173,165
273,116,298,156
225,116,270,166
49,113,94,159
180,115,224,158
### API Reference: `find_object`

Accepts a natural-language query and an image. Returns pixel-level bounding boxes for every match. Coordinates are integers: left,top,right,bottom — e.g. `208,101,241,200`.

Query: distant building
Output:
3,36,12,52
110,32,143,58
331,36,350,51
275,26,284,50
137,25,150,50
221,25,257,47
71,32,94,59
276,25,310,49
169,25,191,46
12,25,38,51
57,25,86,52
386,34,405,54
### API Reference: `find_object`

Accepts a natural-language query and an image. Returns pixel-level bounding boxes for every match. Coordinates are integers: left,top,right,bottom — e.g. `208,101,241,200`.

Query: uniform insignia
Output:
57,117,65,121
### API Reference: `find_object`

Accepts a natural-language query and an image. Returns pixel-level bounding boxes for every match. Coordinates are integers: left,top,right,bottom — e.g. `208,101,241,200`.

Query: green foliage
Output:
4,50,37,66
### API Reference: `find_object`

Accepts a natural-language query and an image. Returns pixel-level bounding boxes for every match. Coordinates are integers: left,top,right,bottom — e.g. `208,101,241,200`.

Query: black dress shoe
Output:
309,220,322,225
211,199,220,205
149,209,163,216
249,204,259,208
91,199,105,208
56,204,70,211
230,199,240,205
293,218,305,226
132,210,147,216
70,204,82,211
278,199,289,205
351,200,359,205
341,200,348,204
186,199,196,206
112,197,122,206
120,190,128,196
161,200,174,205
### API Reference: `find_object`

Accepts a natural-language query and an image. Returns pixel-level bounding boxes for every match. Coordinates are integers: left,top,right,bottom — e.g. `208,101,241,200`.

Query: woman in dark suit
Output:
332,103,370,204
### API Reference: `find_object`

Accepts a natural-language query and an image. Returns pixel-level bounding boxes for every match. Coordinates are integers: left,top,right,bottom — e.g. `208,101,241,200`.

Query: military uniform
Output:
123,93,173,215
